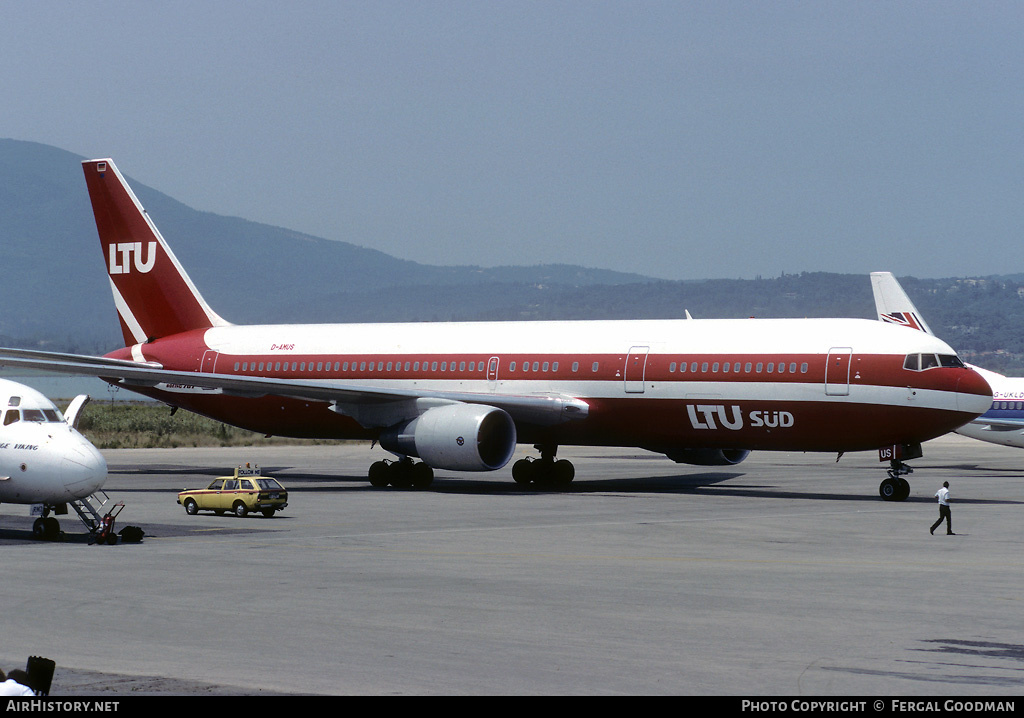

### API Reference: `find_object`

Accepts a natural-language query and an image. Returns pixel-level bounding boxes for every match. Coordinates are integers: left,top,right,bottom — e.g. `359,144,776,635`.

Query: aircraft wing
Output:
0,348,588,429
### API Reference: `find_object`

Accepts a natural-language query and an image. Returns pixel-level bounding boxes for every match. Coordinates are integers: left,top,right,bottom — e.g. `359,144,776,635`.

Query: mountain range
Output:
3,139,1024,372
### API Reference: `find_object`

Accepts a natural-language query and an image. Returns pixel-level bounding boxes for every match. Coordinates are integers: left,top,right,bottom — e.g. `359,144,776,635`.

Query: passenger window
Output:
701,362,708,372
744,362,752,372
756,362,763,372
532,362,539,372
712,362,719,373
542,362,549,372
722,363,730,373
460,362,466,371
234,362,240,371
767,363,774,373
690,362,697,372
431,362,438,371
800,362,808,373
669,362,676,373
572,362,579,372
789,362,797,373
552,362,559,372
592,362,600,372
509,361,516,371
317,362,323,371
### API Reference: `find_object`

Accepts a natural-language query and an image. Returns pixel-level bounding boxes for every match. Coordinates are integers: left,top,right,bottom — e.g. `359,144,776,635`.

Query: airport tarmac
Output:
2,434,1023,696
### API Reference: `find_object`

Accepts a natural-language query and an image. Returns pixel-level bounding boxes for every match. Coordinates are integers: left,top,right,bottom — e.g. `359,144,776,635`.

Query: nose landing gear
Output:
879,459,912,501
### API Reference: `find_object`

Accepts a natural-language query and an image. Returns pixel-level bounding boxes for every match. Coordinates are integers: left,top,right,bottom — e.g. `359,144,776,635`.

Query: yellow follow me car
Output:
177,464,288,518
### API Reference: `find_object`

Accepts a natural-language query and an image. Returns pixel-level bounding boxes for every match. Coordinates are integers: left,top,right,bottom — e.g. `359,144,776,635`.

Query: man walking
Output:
930,481,954,535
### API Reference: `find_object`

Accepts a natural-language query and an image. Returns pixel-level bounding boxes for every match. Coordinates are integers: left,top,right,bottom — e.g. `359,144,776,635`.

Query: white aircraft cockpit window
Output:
21,409,46,422
8,396,21,407
2,410,18,425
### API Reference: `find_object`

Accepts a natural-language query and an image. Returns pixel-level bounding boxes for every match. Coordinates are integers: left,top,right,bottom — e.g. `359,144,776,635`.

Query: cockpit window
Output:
2,410,18,426
21,409,46,422
8,396,20,407
904,353,965,371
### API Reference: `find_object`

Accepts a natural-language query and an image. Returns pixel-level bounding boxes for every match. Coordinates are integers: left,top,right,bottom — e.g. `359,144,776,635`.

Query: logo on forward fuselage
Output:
687,404,794,431
108,241,157,275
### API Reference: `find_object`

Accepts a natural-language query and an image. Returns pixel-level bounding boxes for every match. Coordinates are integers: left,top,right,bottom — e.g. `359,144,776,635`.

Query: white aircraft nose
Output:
61,434,108,498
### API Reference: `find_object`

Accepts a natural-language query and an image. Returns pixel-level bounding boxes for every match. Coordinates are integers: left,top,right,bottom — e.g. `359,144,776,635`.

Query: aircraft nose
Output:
958,367,994,416
61,435,108,497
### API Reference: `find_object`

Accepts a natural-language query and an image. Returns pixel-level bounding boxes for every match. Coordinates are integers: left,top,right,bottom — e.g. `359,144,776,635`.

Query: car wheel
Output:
233,501,248,518
261,508,275,518
184,499,199,516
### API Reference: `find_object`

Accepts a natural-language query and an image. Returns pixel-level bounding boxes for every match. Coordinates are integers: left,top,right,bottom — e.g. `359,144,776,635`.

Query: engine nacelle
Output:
379,403,517,472
662,448,751,466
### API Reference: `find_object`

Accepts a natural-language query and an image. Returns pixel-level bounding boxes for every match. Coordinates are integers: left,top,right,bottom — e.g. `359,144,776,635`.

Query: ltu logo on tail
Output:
108,242,157,274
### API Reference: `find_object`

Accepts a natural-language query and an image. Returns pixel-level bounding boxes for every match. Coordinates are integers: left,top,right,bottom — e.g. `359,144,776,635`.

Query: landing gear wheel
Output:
879,478,898,501
368,459,434,489
511,452,575,488
369,460,390,488
33,516,60,541
410,462,434,489
512,458,534,485
879,478,910,502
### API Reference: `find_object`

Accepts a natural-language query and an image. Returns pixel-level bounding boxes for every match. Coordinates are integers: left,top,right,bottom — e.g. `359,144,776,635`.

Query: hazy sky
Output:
3,1,1022,280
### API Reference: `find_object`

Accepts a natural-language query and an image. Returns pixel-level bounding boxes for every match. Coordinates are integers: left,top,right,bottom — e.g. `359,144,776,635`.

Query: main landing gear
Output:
879,459,912,502
368,457,434,489
512,444,576,487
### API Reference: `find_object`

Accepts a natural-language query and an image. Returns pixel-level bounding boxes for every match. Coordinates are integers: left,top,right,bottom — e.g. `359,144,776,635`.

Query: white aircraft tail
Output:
870,272,934,335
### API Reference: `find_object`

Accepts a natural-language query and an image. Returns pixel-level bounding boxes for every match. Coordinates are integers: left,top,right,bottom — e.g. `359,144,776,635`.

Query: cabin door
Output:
825,347,852,396
624,346,649,393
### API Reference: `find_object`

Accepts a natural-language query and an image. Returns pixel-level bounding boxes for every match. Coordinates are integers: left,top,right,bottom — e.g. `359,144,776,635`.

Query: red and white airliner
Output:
0,159,993,499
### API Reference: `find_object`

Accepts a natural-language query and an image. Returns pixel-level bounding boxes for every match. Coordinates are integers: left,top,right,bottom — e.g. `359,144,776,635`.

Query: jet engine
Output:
379,403,517,471
662,448,751,466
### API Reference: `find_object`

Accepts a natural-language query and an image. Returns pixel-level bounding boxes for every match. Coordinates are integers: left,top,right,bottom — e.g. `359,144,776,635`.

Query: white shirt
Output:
0,679,34,696
935,487,950,506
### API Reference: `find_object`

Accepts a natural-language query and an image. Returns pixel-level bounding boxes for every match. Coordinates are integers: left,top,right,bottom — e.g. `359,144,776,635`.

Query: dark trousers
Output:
931,504,952,534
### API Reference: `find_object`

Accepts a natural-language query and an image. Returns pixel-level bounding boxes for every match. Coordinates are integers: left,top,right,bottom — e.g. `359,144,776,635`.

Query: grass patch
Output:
69,400,340,449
